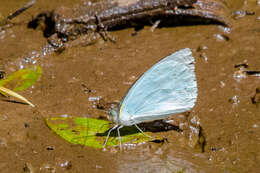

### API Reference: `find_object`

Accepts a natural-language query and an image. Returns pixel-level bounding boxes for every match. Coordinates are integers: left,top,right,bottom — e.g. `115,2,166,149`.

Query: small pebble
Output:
81,83,91,94
24,123,30,128
196,45,208,52
220,81,225,88
95,165,102,169
200,52,208,63
131,31,137,36
60,114,68,118
40,164,55,172
190,116,200,126
46,146,54,150
232,10,255,19
60,160,72,170
229,95,240,105
23,162,35,173
214,34,229,41
218,26,231,34
211,147,217,151
233,68,247,81
88,96,102,102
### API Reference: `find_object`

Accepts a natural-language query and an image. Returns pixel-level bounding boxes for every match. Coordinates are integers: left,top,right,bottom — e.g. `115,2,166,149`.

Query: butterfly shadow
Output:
96,119,182,138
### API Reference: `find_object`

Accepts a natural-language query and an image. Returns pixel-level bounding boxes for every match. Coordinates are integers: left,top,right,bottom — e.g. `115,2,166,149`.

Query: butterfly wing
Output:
119,48,197,125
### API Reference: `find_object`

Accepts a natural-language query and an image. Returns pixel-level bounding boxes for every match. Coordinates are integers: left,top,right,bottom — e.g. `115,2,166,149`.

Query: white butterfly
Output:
104,48,198,150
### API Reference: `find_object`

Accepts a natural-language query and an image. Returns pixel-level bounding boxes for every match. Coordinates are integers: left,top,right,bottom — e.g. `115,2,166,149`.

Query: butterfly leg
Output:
103,124,119,148
117,125,124,151
134,124,153,139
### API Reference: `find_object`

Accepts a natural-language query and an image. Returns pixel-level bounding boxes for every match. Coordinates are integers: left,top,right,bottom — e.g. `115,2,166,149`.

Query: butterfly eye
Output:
108,109,119,123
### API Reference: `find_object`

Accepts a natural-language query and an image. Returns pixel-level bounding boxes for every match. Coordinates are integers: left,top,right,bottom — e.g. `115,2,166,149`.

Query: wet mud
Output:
0,0,260,172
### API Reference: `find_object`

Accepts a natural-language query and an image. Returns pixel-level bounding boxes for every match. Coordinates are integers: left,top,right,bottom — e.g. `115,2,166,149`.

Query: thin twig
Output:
95,15,116,43
150,20,161,32
7,0,36,20
0,0,36,28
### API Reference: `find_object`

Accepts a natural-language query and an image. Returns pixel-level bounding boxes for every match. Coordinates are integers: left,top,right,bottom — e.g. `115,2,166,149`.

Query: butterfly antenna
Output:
103,124,119,148
134,124,153,139
117,125,124,151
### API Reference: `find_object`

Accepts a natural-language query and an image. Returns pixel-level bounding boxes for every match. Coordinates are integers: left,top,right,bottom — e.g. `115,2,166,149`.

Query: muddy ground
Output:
0,0,260,172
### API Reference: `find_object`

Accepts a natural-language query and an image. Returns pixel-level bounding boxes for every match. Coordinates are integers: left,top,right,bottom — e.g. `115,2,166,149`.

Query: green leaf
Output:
46,117,153,149
0,66,42,91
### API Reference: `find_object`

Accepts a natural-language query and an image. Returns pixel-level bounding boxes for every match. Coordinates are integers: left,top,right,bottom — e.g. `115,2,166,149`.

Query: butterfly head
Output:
108,107,119,124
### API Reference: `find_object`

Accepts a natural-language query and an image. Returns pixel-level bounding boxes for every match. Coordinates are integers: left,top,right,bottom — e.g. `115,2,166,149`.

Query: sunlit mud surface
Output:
0,0,260,172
